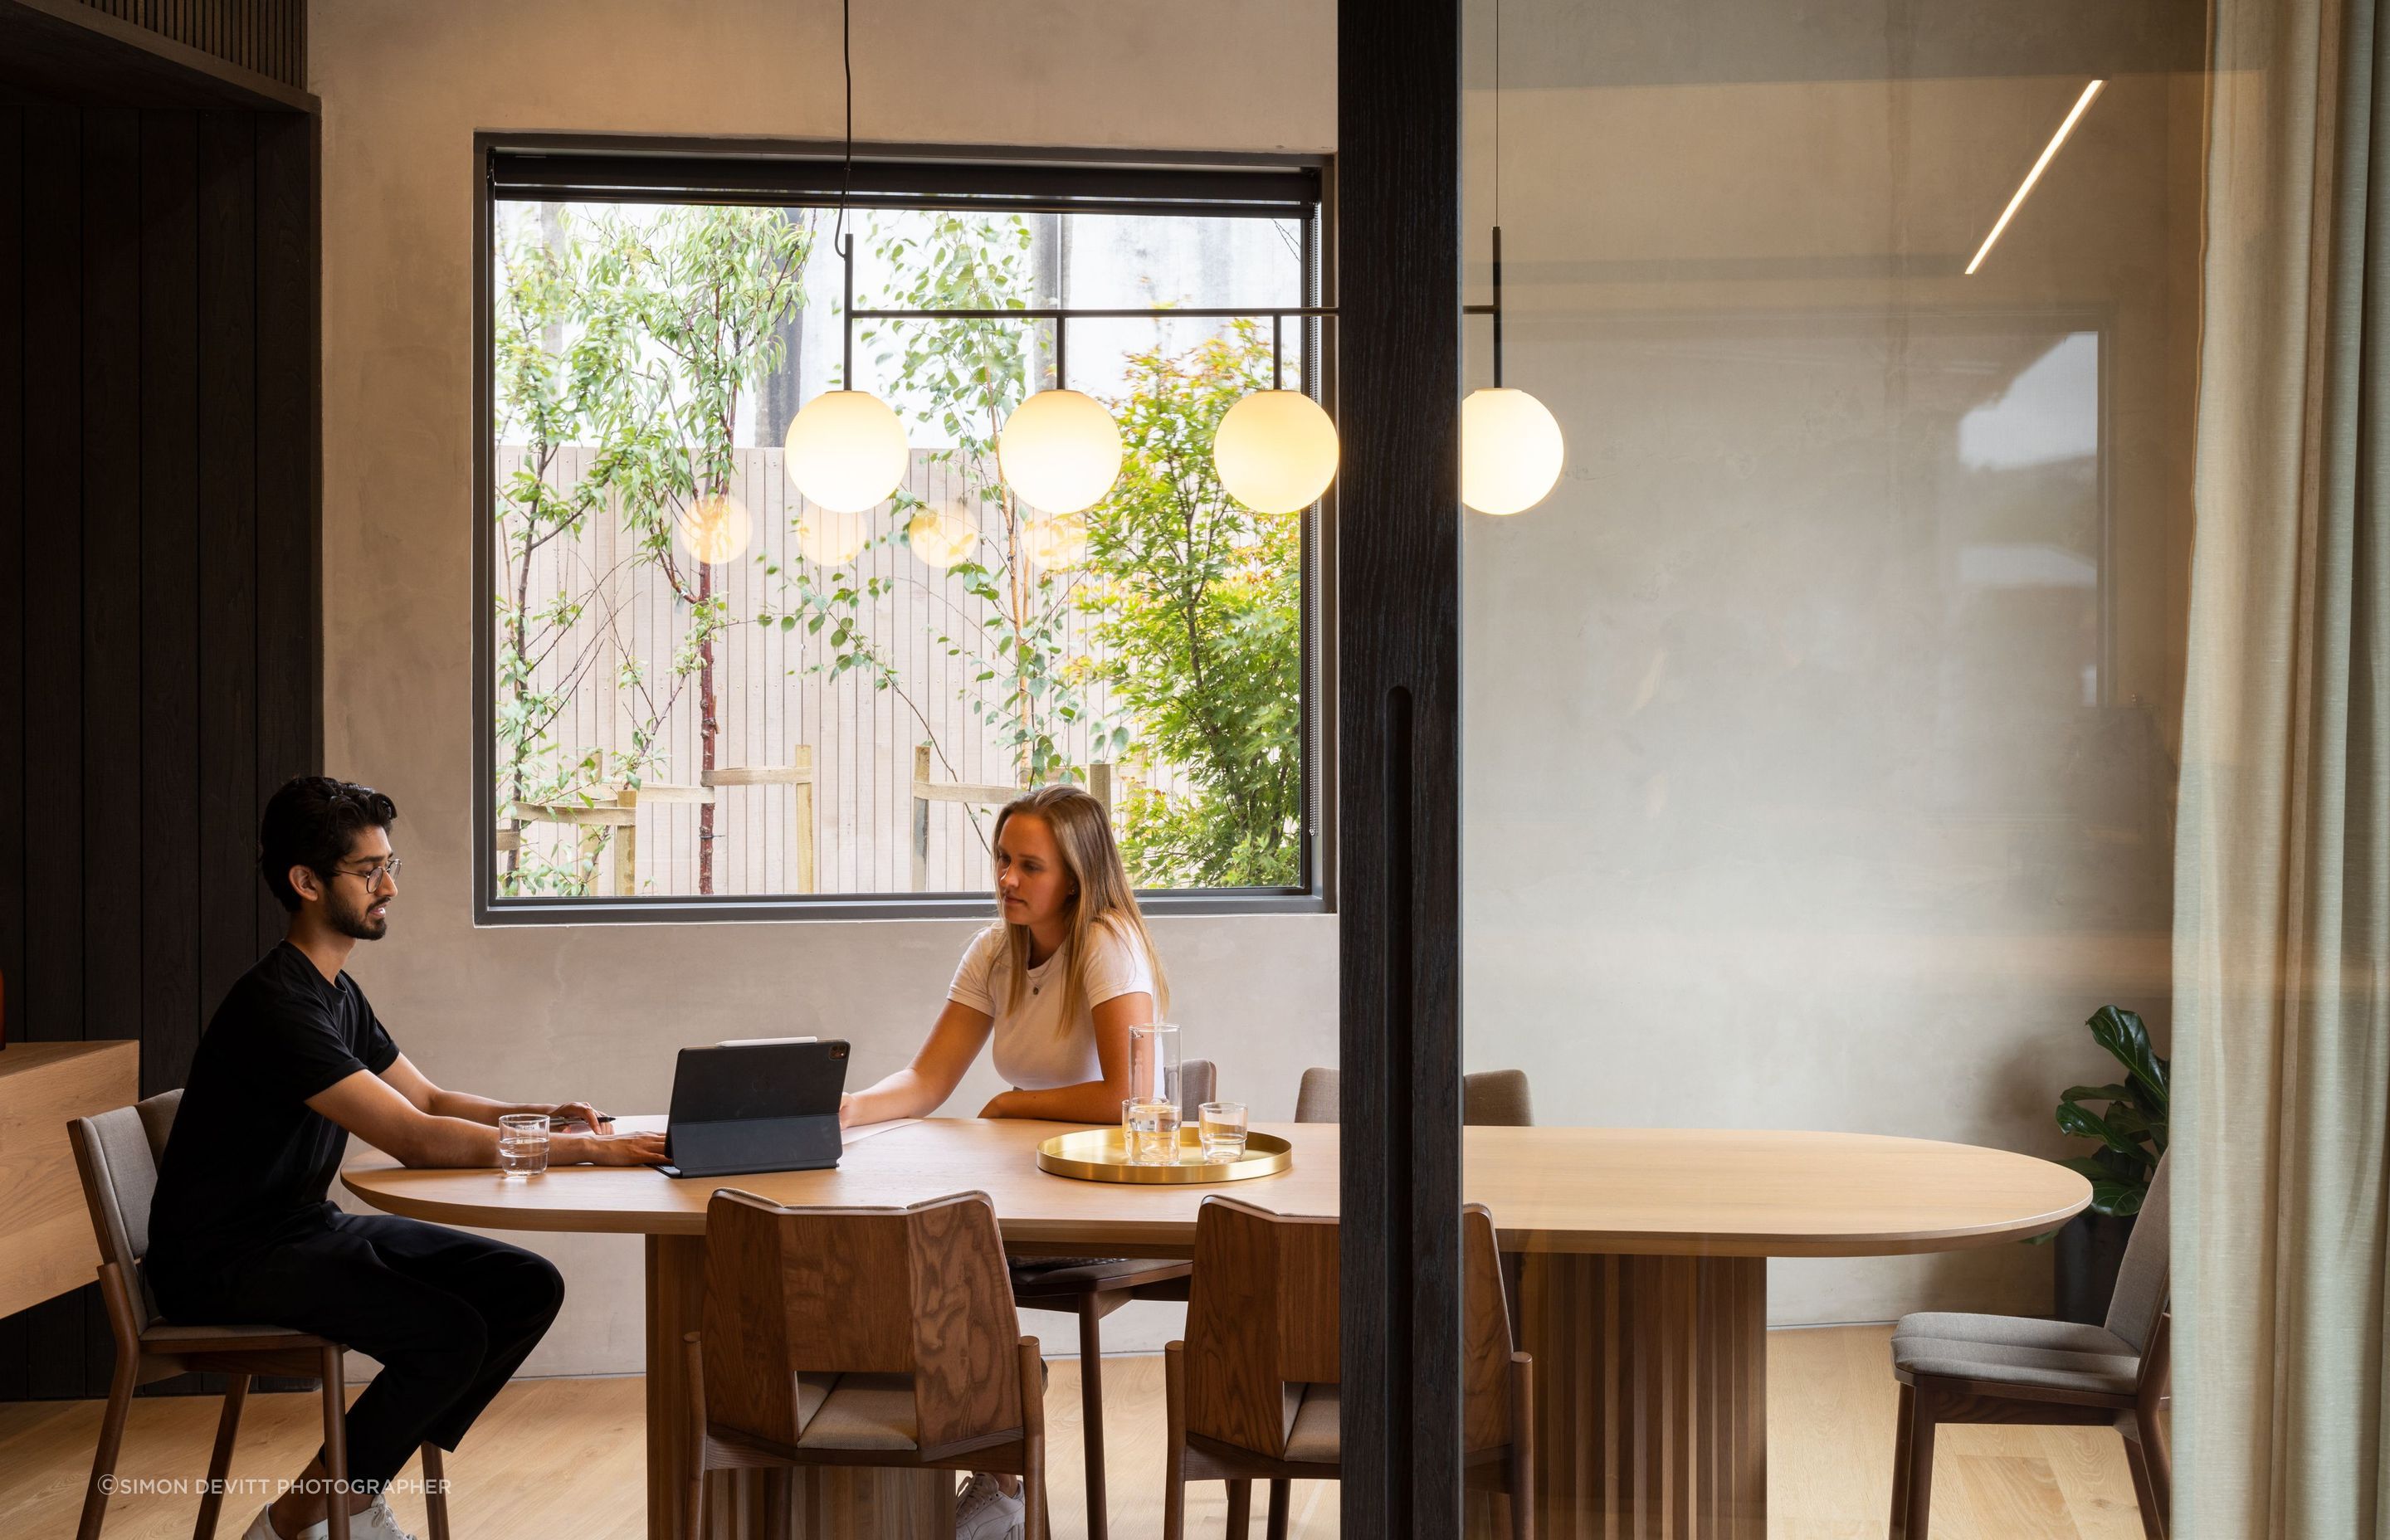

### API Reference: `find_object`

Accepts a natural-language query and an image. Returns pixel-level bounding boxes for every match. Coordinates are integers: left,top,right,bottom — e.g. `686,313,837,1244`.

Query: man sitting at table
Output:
146,777,668,1540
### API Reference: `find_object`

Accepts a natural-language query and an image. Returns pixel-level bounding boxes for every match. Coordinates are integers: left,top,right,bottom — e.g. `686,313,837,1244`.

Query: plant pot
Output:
2054,1210,2138,1325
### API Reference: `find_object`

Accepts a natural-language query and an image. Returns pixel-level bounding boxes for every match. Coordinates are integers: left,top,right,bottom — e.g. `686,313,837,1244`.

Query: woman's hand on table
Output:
557,1129,670,1166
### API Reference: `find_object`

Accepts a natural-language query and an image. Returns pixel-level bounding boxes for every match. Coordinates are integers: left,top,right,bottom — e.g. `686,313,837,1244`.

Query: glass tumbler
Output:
497,1113,550,1177
1199,1101,1250,1162
1123,1098,1180,1166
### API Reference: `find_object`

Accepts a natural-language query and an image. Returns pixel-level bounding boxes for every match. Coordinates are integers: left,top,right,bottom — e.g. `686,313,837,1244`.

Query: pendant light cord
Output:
836,0,855,388
837,0,853,246
1490,0,1505,388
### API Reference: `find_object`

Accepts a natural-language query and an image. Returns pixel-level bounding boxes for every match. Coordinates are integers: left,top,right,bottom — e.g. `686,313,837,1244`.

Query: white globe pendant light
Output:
784,388,909,514
1461,386,1564,515
795,506,871,567
907,504,979,568
1212,389,1339,513
998,389,1122,514
674,491,753,566
1020,510,1090,571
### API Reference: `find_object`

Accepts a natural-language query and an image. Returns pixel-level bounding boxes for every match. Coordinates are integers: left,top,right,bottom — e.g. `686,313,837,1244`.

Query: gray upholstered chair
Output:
1293,1065,1338,1123
1886,1154,2172,1539
68,1089,451,1540
1007,1056,1215,1540
1293,1066,1535,1127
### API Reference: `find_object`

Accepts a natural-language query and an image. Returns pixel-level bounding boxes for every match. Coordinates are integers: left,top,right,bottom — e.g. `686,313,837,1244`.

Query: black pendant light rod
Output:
840,234,856,389
1273,312,1285,390
1490,224,1505,387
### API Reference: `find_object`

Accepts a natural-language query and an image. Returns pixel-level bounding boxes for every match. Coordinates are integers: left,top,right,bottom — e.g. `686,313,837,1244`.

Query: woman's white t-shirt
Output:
947,919,1157,1091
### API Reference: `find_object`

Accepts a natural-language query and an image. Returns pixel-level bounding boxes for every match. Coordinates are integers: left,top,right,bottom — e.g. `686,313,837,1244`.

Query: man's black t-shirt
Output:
148,942,399,1279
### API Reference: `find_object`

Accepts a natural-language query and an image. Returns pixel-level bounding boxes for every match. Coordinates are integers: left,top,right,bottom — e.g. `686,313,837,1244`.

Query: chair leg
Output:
1226,1479,1252,1536
1163,1343,1188,1540
1077,1299,1110,1540
320,1347,352,1540
419,1444,451,1540
1510,1350,1535,1540
1265,1478,1290,1540
1900,1381,1936,1540
2123,1432,2166,1540
1886,1381,1914,1540
1018,1336,1050,1540
2140,1409,2173,1533
194,1374,251,1539
76,1350,141,1540
683,1335,709,1539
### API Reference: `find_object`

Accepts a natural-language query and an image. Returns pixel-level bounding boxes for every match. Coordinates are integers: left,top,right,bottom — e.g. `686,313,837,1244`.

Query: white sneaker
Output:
351,1494,422,1540
954,1472,1024,1540
241,1505,325,1540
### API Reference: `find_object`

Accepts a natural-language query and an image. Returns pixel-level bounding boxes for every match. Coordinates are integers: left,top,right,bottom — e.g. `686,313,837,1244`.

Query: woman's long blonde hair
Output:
993,785,1168,1033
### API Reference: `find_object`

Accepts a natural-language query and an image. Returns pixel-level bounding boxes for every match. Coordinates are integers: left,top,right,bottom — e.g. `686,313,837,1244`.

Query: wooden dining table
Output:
342,1116,2086,1539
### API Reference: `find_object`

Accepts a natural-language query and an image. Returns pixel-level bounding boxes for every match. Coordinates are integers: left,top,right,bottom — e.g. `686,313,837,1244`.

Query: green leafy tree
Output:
580,204,814,893
491,215,693,895
491,204,815,895
1088,324,1303,886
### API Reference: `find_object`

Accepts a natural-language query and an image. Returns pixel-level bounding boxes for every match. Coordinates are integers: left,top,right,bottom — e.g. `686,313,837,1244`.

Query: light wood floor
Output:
0,1326,2151,1539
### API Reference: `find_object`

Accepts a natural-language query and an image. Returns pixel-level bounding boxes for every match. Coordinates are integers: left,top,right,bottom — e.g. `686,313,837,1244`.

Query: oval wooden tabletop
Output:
341,1117,2086,1259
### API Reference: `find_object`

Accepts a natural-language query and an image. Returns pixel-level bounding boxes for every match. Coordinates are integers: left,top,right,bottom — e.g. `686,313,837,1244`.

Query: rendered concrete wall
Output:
310,0,1336,1374
1456,8,2201,1323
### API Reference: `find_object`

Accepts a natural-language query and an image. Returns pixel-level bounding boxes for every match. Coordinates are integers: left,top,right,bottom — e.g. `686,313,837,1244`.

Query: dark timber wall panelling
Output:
1338,0,1464,1532
73,0,310,90
0,105,322,1403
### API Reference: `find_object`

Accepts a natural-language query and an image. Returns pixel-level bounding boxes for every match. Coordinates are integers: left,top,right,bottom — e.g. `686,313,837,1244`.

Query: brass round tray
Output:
1036,1127,1293,1184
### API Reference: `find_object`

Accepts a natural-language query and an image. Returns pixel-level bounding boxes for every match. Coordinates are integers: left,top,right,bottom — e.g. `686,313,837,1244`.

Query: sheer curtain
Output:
2176,0,2390,1533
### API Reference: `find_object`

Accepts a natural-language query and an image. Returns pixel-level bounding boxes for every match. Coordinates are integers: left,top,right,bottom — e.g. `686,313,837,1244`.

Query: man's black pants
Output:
152,1209,565,1490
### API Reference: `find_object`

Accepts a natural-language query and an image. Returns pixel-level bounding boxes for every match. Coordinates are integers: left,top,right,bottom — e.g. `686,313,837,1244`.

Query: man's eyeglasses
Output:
332,856,402,886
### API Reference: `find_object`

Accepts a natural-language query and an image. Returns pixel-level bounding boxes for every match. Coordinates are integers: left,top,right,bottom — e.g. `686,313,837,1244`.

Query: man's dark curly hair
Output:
258,776,398,912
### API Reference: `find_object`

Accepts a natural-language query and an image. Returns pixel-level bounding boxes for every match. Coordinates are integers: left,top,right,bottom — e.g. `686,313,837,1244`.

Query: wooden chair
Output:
67,1090,451,1540
1292,1066,1534,1128
1162,1196,1533,1539
1009,1056,1214,1540
685,1188,1049,1538
1887,1154,2172,1539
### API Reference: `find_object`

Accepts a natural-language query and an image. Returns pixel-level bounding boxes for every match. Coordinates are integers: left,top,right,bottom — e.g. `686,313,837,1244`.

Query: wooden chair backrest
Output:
1185,1196,1515,1460
1458,1204,1514,1454
700,1188,1023,1453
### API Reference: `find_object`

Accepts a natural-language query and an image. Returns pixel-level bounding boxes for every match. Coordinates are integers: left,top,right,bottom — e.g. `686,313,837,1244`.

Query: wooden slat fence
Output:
495,445,1183,897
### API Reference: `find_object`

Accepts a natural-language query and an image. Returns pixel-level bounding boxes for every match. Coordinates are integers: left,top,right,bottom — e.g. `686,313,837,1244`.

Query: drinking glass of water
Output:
1198,1101,1249,1162
1122,1099,1180,1166
498,1114,549,1178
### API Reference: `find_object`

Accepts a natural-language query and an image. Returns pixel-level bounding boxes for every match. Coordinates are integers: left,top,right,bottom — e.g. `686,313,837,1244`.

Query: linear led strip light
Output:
1965,80,2106,275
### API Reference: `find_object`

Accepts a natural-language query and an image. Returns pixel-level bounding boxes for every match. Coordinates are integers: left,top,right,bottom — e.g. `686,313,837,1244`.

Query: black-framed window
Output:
472,139,1333,924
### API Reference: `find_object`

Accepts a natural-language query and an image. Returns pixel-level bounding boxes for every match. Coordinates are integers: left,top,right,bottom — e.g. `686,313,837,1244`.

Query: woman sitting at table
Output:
842,786,1163,1537
841,782,1167,1129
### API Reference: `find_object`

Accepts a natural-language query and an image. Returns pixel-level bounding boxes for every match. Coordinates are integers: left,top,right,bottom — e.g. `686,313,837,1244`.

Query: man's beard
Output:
329,892,388,941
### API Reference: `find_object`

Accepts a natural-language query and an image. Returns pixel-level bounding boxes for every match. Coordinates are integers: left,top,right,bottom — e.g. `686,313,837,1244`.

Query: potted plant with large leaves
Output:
2050,1005,2169,1323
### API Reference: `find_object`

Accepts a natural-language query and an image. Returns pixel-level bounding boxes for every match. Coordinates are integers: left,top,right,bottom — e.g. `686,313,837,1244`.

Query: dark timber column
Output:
1338,1,1465,1536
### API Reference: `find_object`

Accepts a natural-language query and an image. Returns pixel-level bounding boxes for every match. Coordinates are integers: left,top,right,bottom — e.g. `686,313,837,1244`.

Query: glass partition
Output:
1461,4,2202,1533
